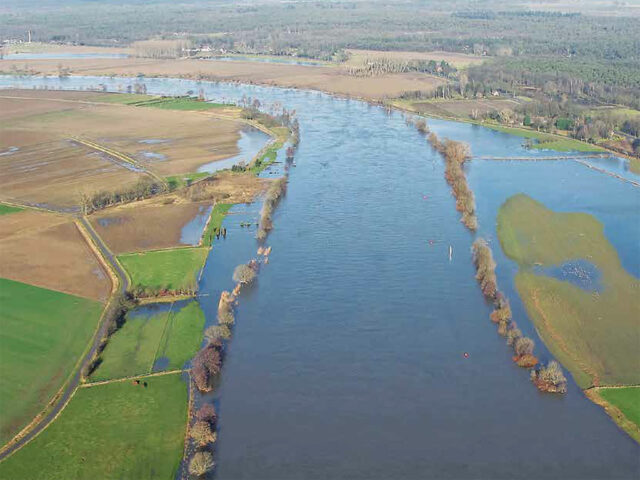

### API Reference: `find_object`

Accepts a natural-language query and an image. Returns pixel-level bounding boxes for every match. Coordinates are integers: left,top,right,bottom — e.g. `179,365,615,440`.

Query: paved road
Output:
0,216,129,461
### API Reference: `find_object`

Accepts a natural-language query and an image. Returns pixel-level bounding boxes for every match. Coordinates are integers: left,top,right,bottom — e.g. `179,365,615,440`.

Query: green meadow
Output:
0,278,103,445
0,373,187,480
118,247,208,293
484,124,604,152
599,387,640,429
92,301,205,381
497,194,640,388
0,204,23,215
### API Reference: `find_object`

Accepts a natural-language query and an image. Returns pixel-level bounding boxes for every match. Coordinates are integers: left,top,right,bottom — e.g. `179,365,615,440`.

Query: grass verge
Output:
587,387,640,443
201,203,232,246
0,278,104,445
497,194,640,388
0,373,188,480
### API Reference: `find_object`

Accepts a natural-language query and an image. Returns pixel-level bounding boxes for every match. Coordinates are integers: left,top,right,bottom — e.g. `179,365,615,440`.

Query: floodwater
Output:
180,205,213,246
197,126,271,174
2,75,638,479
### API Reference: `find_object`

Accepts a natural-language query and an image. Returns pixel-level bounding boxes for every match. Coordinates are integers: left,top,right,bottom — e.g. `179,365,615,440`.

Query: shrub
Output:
192,341,223,392
415,118,429,134
514,336,535,356
233,263,258,284
190,420,216,447
490,302,511,323
188,451,215,477
195,403,217,426
205,324,232,340
531,360,567,393
471,238,498,300
505,326,522,346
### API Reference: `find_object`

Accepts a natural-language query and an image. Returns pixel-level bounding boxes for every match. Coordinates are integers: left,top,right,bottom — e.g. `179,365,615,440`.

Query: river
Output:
2,75,638,479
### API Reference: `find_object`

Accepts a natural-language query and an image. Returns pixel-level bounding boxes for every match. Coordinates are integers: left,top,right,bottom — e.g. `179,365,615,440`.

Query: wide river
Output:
2,76,639,479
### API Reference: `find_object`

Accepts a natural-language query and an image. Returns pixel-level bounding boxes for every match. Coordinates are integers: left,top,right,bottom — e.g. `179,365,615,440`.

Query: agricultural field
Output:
0,278,104,446
408,98,522,120
118,247,209,293
0,91,245,209
345,49,485,68
91,199,214,254
0,57,446,100
0,373,187,480
0,209,111,301
497,194,640,388
92,301,205,381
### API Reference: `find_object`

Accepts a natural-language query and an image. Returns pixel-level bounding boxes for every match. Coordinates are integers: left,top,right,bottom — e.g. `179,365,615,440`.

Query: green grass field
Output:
497,194,640,388
0,204,23,215
0,373,187,480
93,93,234,110
92,301,205,381
119,247,208,293
484,124,604,152
599,387,640,429
0,278,104,445
202,203,232,246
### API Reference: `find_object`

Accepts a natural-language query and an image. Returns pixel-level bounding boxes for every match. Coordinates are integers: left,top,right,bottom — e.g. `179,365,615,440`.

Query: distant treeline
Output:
2,1,637,62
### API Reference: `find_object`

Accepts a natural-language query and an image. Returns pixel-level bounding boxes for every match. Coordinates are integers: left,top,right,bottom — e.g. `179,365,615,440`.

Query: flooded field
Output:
2,75,638,478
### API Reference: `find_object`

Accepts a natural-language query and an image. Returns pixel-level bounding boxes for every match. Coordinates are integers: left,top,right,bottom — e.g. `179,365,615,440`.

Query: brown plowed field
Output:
0,210,111,301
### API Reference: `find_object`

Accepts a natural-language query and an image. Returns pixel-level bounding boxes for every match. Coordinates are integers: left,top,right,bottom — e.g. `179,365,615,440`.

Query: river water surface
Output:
2,76,639,479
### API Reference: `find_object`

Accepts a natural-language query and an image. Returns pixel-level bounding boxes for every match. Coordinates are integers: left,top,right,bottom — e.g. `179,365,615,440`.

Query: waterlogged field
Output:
0,210,111,301
92,301,205,381
91,200,214,254
119,247,208,293
0,373,187,480
497,194,640,388
0,278,103,445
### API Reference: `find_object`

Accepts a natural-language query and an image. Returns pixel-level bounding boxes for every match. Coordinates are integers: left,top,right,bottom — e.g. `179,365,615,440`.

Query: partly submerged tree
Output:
188,451,215,478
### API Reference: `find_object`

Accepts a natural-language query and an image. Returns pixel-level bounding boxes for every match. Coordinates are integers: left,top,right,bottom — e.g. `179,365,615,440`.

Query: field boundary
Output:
81,369,185,388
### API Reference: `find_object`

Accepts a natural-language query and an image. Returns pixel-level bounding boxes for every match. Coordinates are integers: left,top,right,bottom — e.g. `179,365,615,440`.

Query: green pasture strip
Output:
599,387,640,429
201,203,232,246
0,204,23,215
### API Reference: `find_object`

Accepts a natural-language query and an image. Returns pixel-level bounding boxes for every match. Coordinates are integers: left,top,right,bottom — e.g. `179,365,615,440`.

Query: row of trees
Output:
426,132,477,231
80,178,165,214
344,57,456,78
257,176,288,241
471,238,567,391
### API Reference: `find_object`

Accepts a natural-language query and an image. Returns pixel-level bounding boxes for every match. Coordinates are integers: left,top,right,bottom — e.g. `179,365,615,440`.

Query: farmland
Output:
0,278,104,446
0,373,187,480
92,301,205,381
497,194,640,388
0,209,111,301
119,247,209,294
91,200,214,254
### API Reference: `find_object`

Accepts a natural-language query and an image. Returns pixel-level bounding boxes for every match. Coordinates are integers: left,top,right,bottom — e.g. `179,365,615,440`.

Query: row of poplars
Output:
426,131,478,231
415,116,567,394
471,238,568,393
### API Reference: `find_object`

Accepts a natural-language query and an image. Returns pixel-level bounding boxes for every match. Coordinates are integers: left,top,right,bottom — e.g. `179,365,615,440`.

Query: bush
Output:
188,451,215,477
192,341,223,392
233,263,258,285
471,238,498,300
505,326,522,346
514,336,535,356
190,420,216,447
531,360,567,393
195,403,217,426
